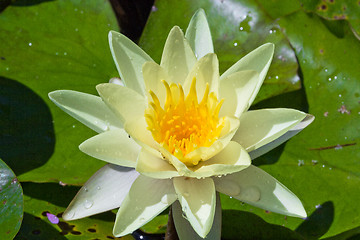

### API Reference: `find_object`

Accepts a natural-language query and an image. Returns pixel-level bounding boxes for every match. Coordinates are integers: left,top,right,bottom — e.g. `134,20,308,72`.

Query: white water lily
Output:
49,9,314,239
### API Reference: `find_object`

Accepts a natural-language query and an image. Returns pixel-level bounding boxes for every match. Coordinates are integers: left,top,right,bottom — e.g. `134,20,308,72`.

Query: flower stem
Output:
165,206,179,240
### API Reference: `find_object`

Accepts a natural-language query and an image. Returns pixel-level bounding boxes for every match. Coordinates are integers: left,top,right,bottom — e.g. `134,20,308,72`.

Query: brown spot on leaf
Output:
88,228,96,233
58,221,75,235
2,200,6,205
41,211,49,217
71,231,81,235
320,49,324,54
107,236,115,239
0,57,5,60
321,4,327,10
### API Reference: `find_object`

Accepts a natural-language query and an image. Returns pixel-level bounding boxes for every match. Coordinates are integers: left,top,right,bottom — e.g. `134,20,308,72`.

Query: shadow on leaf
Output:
11,0,55,7
15,212,67,240
222,209,304,240
0,76,55,176
295,201,334,239
22,182,79,208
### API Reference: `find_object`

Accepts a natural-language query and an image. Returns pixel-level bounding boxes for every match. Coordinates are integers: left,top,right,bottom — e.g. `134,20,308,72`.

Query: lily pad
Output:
139,0,301,104
16,182,134,240
221,10,360,239
0,0,119,184
0,158,23,240
300,0,360,39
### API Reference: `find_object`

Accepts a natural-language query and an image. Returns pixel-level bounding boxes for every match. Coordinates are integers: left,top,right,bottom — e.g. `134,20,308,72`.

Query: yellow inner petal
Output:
145,77,225,166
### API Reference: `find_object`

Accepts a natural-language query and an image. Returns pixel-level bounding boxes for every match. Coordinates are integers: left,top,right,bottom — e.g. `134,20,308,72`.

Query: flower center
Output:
145,77,225,166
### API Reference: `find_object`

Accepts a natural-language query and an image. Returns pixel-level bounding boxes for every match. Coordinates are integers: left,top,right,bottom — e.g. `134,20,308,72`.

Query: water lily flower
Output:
49,9,314,239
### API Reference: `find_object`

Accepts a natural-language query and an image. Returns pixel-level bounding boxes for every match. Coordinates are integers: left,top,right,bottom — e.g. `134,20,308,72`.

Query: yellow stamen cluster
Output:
145,77,225,166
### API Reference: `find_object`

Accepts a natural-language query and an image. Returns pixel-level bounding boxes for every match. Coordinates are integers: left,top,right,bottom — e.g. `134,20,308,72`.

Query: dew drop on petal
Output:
239,186,261,202
84,199,93,209
64,211,75,219
217,179,240,196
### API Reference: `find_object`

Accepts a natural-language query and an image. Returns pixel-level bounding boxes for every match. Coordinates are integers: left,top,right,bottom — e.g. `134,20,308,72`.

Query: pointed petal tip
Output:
48,90,57,100
62,208,76,221
170,25,185,36
95,83,110,93
194,8,206,16
263,42,275,50
291,205,307,219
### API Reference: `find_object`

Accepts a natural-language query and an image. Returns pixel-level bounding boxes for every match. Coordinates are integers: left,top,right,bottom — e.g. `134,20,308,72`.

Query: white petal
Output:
124,117,158,150
109,31,153,96
213,165,307,218
173,193,221,240
232,109,307,152
185,8,214,59
113,176,177,237
96,83,146,125
136,148,180,179
219,70,259,118
63,164,139,220
142,61,169,106
48,90,122,133
79,129,140,167
173,177,216,238
183,53,219,100
161,26,197,85
249,114,314,159
220,43,274,108
191,141,251,178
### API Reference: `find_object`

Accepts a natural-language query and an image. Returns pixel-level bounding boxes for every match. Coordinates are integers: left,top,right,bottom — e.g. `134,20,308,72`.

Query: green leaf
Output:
139,0,301,104
0,158,23,240
0,0,120,184
16,182,134,240
299,0,360,39
221,10,360,239
277,10,360,238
